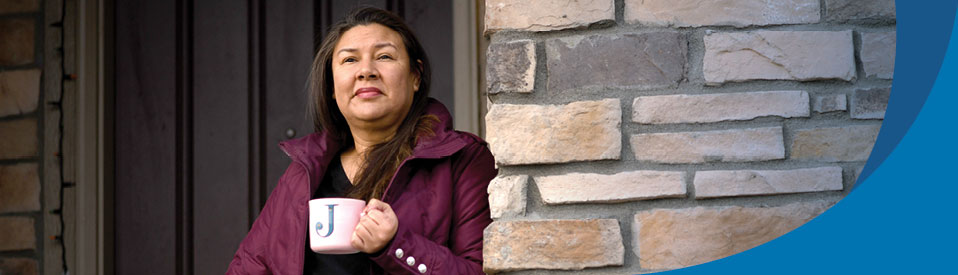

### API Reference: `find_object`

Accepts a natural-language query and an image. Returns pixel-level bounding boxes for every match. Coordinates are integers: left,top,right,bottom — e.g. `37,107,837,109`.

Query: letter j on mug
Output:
315,204,337,237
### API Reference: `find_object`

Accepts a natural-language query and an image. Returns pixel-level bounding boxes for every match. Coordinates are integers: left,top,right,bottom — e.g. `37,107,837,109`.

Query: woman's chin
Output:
342,100,411,129
347,111,396,125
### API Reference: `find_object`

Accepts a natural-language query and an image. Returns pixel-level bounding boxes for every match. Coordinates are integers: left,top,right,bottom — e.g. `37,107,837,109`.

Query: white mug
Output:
308,198,366,254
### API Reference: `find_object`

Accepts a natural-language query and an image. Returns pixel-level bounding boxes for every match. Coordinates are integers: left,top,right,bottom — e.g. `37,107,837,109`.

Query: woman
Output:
227,7,497,275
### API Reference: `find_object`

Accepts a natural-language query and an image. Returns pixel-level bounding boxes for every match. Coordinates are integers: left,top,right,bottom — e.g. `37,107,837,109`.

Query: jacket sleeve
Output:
369,141,498,274
226,162,308,274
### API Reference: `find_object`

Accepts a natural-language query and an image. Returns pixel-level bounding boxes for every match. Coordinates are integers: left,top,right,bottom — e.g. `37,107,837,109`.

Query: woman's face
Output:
331,23,420,133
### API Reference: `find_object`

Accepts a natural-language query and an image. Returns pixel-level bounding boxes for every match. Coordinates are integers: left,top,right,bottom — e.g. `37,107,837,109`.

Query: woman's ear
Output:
413,59,423,92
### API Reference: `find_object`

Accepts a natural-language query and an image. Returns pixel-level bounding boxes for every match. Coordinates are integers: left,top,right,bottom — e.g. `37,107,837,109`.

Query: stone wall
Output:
482,0,894,273
0,0,43,274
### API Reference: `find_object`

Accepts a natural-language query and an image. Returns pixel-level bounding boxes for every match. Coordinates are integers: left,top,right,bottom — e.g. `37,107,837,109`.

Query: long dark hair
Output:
307,7,436,201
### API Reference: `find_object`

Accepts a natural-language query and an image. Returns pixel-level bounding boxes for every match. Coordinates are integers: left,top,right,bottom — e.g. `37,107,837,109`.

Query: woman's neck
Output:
347,126,398,157
340,126,397,184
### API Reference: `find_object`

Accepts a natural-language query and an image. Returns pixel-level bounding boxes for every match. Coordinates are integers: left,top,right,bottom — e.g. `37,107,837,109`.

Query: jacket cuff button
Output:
395,248,404,259
406,256,416,266
418,263,427,273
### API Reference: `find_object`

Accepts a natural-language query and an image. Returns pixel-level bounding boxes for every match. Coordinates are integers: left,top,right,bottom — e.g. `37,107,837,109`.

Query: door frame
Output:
49,0,114,274
453,0,482,135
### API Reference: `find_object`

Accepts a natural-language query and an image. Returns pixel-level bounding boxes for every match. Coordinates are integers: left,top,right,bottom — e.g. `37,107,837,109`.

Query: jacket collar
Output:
278,98,468,189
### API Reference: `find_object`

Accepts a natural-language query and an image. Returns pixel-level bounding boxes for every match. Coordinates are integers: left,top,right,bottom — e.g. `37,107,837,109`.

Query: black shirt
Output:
303,157,372,275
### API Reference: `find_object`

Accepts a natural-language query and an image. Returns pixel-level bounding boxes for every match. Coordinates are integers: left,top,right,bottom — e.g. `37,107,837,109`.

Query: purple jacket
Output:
226,99,497,274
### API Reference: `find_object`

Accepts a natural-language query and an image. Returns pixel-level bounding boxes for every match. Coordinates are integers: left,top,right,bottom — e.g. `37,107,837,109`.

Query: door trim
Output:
60,0,114,274
452,1,482,135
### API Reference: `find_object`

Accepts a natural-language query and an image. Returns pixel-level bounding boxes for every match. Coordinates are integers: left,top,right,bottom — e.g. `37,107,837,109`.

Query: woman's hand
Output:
351,199,399,253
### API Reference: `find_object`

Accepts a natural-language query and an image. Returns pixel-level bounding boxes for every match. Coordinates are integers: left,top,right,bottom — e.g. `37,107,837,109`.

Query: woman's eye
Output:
343,57,357,63
377,54,393,60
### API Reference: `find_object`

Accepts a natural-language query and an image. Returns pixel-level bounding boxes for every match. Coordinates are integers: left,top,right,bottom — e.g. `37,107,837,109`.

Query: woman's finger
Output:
378,201,395,217
355,220,374,240
366,217,392,242
350,230,365,249
367,200,396,222
366,199,391,212
363,209,386,227
371,199,393,213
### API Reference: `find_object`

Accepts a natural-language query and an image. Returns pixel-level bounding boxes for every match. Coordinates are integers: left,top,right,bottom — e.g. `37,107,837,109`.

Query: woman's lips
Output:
355,87,382,99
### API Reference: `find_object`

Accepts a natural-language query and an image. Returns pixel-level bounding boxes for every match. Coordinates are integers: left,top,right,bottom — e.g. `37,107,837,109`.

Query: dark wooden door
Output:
114,0,454,274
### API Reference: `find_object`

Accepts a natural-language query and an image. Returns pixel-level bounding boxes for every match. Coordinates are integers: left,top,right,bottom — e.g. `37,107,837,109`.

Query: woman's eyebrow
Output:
336,48,358,55
373,42,397,50
335,42,397,56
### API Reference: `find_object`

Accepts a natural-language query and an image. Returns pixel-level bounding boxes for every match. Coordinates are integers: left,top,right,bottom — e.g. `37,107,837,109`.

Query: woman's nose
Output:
357,62,379,80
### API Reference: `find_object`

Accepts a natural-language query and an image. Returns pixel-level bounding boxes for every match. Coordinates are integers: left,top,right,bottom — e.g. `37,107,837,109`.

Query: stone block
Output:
850,88,890,119
488,175,528,219
487,40,535,94
790,125,881,162
484,0,614,33
825,0,895,22
0,18,35,66
861,32,896,79
813,94,847,113
0,69,42,118
0,118,38,159
0,0,39,14
484,219,624,272
632,91,809,124
631,127,784,164
486,99,621,165
547,32,686,92
0,163,41,213
704,31,855,84
694,167,844,198
625,0,819,27
534,171,686,204
0,216,35,251
0,258,38,275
